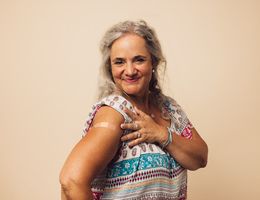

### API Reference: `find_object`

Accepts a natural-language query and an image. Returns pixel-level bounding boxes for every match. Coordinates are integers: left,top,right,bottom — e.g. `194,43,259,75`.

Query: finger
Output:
121,131,141,142
120,122,140,130
128,137,143,148
123,108,138,120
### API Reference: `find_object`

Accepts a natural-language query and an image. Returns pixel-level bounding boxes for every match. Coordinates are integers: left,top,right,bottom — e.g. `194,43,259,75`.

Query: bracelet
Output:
160,127,173,149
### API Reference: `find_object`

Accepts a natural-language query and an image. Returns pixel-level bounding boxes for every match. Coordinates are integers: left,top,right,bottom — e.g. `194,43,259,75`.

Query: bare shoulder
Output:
92,106,125,126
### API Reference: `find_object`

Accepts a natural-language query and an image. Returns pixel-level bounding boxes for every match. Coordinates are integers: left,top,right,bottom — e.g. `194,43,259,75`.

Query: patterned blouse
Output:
83,95,193,200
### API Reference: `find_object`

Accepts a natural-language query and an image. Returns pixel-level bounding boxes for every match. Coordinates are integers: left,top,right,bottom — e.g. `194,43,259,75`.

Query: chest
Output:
147,107,171,128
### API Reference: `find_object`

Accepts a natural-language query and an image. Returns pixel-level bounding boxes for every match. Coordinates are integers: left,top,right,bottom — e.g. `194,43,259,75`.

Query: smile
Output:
123,77,140,83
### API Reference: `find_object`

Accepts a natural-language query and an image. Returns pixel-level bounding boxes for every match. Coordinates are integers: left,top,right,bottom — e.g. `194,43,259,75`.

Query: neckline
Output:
105,94,173,130
112,94,174,130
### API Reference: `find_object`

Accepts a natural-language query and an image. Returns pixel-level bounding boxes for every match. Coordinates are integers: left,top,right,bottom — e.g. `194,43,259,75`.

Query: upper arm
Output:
60,106,124,185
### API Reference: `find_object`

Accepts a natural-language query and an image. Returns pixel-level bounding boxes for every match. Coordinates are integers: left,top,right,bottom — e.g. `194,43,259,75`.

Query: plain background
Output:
1,0,259,199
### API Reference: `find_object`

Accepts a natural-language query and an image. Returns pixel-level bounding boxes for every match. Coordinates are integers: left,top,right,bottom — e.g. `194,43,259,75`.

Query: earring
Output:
152,69,155,73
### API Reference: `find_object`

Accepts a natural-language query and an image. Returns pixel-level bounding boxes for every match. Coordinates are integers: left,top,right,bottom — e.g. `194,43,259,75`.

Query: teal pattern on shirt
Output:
107,153,181,178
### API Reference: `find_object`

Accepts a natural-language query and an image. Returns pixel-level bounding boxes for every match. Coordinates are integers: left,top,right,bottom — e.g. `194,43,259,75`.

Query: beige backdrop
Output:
1,0,259,199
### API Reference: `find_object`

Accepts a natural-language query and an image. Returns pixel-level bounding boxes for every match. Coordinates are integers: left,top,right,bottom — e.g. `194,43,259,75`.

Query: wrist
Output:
158,127,167,144
159,127,173,149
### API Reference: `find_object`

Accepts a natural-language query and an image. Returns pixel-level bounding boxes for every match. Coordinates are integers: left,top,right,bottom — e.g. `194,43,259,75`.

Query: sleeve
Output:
82,95,134,137
163,96,193,139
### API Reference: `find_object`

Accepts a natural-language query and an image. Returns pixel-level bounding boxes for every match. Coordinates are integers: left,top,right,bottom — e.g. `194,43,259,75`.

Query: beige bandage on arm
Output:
90,122,118,131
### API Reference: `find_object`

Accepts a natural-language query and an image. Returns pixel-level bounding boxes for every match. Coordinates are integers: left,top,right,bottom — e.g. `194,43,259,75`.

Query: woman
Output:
59,20,208,200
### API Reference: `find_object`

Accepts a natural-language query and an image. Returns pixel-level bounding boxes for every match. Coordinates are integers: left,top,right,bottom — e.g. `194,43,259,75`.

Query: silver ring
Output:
133,122,138,130
137,132,141,138
135,123,139,130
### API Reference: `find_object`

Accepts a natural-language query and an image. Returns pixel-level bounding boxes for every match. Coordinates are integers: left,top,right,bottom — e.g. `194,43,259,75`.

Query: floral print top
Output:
83,95,193,200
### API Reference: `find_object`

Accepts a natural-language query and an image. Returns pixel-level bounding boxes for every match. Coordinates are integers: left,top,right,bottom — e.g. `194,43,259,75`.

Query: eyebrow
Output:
133,55,147,59
111,57,124,62
111,55,148,62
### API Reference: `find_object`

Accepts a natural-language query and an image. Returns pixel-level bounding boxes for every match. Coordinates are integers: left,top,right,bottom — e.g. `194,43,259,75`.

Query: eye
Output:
134,56,146,64
114,60,123,65
112,58,125,66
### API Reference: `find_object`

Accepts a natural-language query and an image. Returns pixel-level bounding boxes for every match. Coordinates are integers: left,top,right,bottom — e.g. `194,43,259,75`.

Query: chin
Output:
120,84,148,97
123,91,139,96
123,89,145,97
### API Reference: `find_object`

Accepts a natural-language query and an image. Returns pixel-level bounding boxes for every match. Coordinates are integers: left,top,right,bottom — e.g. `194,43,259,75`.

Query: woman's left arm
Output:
164,127,208,170
121,108,208,171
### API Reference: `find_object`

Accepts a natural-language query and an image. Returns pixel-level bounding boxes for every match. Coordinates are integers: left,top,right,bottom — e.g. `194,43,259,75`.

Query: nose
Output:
125,61,137,76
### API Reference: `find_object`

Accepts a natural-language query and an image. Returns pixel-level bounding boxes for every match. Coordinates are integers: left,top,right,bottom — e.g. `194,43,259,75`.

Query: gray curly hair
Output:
98,20,166,106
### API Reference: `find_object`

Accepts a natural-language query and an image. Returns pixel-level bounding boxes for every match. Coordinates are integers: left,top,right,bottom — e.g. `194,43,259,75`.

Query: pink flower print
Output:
181,126,192,139
93,192,103,200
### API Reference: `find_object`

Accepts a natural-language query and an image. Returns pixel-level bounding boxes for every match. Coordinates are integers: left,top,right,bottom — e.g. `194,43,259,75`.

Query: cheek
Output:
139,64,153,78
143,67,153,84
111,67,122,80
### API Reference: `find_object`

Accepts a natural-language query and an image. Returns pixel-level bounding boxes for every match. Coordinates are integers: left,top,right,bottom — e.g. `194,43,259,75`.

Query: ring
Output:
135,123,139,130
133,122,139,130
136,132,141,138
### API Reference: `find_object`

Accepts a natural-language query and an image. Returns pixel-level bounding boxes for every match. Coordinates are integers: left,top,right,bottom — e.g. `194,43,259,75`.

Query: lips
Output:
123,77,140,83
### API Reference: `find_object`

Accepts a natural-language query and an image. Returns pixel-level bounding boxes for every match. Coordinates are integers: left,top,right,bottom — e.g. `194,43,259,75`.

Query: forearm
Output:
164,129,208,170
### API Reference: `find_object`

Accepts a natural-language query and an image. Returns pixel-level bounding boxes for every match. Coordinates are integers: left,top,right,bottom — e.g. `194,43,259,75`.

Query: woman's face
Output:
110,34,153,97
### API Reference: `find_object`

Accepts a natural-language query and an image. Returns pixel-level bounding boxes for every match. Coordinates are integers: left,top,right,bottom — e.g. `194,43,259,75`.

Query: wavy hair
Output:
98,20,166,106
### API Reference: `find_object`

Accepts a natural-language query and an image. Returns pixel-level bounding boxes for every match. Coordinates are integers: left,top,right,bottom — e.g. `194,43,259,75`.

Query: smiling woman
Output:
110,34,153,97
59,20,208,200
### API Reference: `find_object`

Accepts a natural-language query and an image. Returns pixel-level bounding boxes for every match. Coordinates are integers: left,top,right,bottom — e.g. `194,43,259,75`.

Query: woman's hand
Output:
120,107,208,170
120,107,167,147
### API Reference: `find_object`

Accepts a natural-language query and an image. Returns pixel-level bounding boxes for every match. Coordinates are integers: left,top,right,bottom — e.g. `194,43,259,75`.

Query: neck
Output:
122,91,151,111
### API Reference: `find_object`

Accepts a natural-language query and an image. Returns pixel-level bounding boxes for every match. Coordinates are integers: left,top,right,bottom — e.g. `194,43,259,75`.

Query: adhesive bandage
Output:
91,122,117,131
